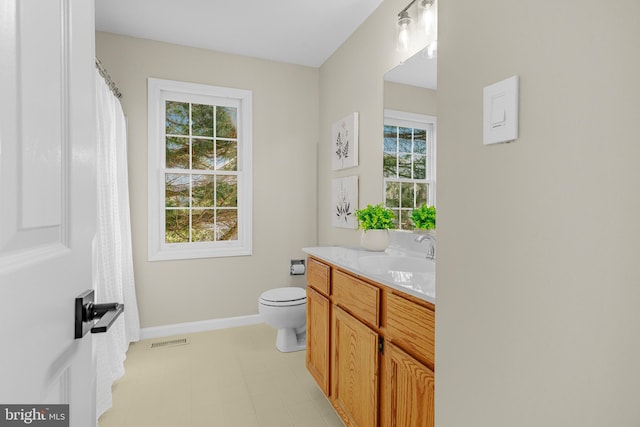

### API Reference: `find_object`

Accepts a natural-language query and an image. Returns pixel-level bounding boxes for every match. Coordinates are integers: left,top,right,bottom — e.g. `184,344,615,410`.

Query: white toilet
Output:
258,287,307,352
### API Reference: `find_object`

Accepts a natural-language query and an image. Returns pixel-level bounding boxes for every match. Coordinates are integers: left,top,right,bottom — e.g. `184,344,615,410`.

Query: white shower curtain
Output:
94,68,141,419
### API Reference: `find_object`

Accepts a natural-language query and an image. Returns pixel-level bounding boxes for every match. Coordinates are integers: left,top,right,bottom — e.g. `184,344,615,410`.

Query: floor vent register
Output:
149,338,189,349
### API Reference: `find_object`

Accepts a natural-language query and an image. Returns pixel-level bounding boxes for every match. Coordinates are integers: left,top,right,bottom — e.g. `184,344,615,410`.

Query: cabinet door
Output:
306,286,331,395
382,342,435,427
331,306,379,427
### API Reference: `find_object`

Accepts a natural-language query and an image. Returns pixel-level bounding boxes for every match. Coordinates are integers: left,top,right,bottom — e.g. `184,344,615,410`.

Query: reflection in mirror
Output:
386,47,437,90
383,46,437,230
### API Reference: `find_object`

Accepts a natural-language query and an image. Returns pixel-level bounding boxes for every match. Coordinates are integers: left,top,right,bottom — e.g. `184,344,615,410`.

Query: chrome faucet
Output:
415,234,436,260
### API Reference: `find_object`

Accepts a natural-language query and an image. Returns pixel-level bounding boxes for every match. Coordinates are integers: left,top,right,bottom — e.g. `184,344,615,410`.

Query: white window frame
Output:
383,109,436,229
148,78,253,261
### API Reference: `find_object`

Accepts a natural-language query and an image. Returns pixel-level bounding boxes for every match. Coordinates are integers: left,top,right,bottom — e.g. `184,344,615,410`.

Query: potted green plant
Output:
355,203,395,251
410,204,436,235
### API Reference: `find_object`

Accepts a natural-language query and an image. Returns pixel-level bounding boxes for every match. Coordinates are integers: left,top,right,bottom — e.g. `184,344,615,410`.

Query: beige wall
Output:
318,0,407,247
436,0,640,425
384,81,437,116
320,0,640,424
96,32,319,328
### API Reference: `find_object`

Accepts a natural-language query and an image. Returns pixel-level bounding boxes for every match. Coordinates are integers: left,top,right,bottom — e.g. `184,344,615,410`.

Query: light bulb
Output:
399,24,409,51
421,2,434,35
419,0,438,45
418,0,437,57
396,11,412,53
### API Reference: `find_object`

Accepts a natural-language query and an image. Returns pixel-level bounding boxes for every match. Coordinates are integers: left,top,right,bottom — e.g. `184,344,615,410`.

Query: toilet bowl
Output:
258,287,307,353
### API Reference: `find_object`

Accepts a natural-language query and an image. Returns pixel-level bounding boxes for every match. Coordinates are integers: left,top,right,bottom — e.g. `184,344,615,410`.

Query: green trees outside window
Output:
383,119,434,229
164,101,239,243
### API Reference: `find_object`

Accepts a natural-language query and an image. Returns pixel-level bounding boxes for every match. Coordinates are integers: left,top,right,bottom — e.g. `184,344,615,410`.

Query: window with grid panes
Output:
383,110,436,230
148,79,252,260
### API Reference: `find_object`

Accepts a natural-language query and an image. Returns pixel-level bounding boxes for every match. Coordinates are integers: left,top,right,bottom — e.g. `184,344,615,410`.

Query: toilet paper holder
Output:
290,259,306,275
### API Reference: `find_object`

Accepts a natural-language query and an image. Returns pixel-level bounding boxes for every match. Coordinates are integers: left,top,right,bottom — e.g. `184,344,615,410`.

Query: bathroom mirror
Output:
385,47,437,90
383,47,437,230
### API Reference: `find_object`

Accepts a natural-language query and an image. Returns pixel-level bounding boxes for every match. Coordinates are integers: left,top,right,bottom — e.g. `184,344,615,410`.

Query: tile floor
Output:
98,323,344,427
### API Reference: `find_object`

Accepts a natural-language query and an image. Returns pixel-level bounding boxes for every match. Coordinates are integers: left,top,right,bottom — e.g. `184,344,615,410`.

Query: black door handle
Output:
75,290,125,339
87,302,125,333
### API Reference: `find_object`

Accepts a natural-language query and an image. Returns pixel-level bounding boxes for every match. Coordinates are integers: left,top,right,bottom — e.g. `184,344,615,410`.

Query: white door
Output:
0,0,97,426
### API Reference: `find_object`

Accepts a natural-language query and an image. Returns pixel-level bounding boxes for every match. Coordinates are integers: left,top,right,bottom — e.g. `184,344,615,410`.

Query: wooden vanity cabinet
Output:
306,286,330,395
305,256,435,427
381,341,435,427
331,269,381,426
386,292,435,368
332,305,379,426
306,259,331,396
307,257,330,295
382,291,435,427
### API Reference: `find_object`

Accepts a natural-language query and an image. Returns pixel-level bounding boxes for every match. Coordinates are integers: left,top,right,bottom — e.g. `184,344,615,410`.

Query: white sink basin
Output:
358,255,435,294
359,255,434,274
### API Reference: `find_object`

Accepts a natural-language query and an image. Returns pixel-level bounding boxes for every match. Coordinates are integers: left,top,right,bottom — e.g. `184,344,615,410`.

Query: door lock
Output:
74,290,125,339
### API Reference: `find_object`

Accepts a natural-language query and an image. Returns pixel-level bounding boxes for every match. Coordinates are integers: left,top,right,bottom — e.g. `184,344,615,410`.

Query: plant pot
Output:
360,229,390,252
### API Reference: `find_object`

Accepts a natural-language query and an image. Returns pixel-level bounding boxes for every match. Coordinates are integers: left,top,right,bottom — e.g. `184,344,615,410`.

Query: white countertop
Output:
303,246,435,304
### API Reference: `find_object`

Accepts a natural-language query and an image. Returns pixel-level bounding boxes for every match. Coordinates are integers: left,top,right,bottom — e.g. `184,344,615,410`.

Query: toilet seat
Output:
259,287,306,307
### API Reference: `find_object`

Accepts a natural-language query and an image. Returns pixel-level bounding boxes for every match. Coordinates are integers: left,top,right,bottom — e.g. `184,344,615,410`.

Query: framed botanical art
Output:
332,112,359,170
332,176,358,229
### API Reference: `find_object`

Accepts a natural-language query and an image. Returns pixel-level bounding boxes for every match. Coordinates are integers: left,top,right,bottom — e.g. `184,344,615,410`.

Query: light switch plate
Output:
483,75,519,145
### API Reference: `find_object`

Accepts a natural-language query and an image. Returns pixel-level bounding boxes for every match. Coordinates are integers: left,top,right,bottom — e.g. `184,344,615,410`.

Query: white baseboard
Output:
139,314,263,341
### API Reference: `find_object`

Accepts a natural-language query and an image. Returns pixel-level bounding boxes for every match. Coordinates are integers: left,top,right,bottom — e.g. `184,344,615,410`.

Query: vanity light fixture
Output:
396,0,438,59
